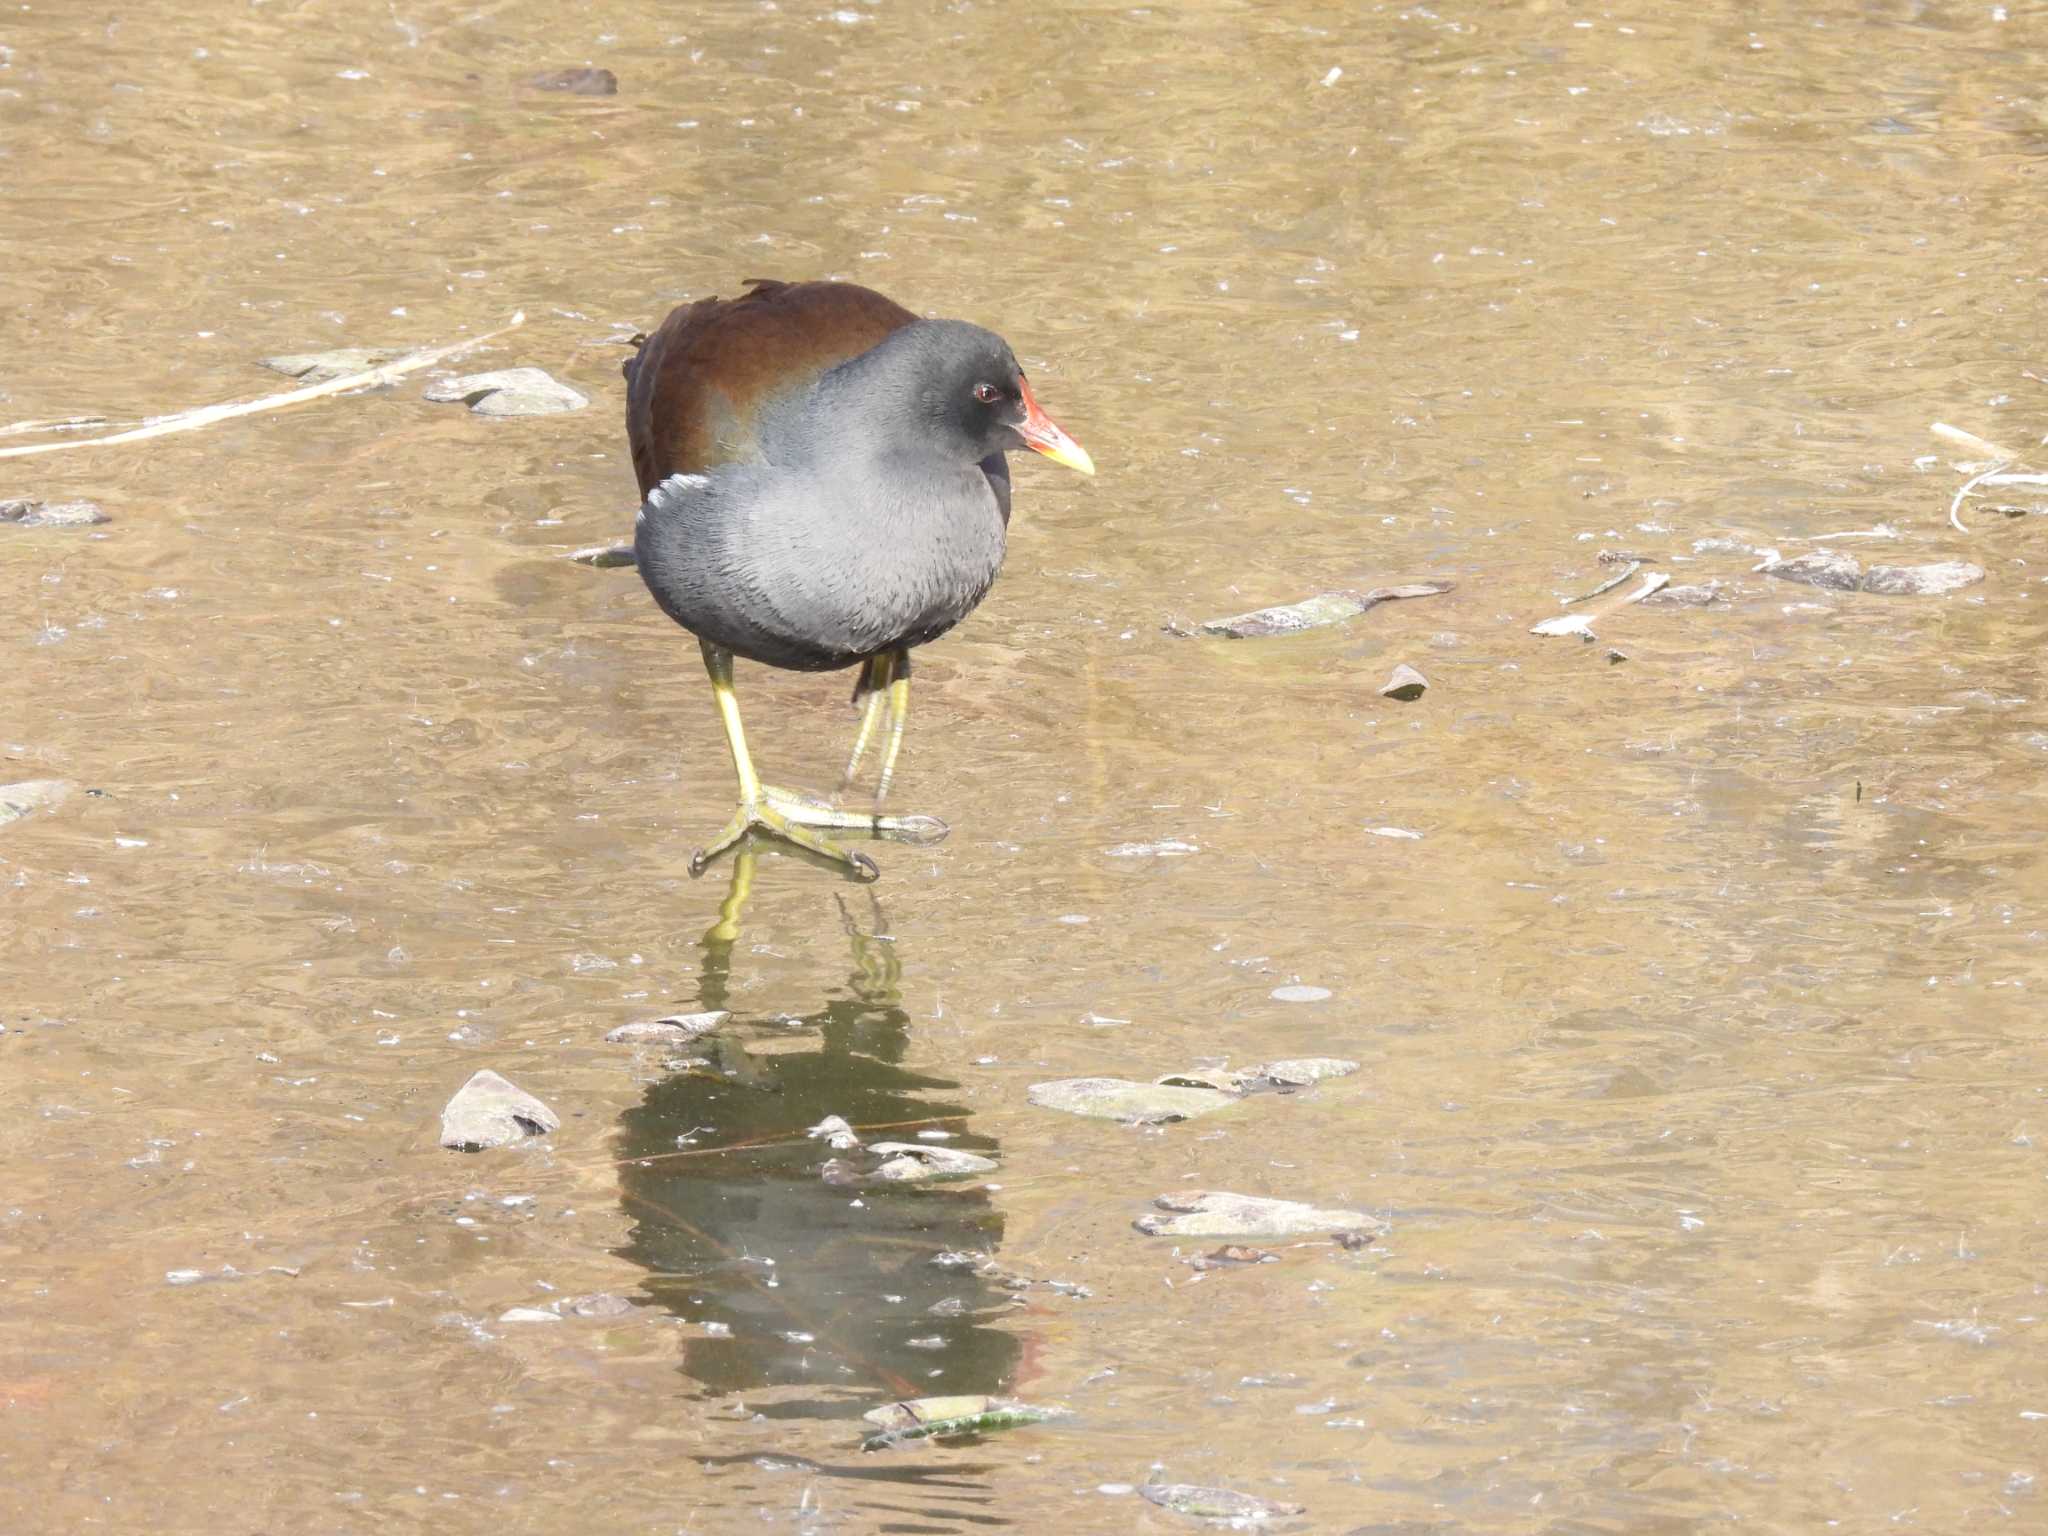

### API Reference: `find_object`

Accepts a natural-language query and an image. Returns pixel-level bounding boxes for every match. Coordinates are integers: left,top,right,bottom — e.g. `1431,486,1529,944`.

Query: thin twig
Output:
0,415,112,439
0,312,524,461
1563,560,1638,605
1948,459,2010,535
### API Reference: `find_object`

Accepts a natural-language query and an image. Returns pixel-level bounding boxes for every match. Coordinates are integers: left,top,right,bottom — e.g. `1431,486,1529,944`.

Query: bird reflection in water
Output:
614,849,1024,1418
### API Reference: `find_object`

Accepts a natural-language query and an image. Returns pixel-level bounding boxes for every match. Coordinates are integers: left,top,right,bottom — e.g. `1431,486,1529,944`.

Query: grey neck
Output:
798,323,950,470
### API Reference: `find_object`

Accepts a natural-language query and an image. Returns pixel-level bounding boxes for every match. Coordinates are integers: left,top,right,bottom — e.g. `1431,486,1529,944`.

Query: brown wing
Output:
622,278,918,497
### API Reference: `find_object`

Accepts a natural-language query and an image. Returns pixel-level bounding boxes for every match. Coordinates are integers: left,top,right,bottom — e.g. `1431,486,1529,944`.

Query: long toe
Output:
764,789,949,847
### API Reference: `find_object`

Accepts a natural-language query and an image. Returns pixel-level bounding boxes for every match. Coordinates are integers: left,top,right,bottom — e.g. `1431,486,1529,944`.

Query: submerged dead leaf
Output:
260,346,410,384
605,1011,726,1044
1193,580,1453,639
1137,1190,1386,1239
438,1069,559,1150
1245,1058,1360,1089
1860,561,1984,596
526,66,619,95
860,1395,1069,1450
1188,1244,1279,1271
1028,1077,1240,1124
569,543,637,568
1139,1482,1305,1522
1762,550,1863,591
0,779,77,828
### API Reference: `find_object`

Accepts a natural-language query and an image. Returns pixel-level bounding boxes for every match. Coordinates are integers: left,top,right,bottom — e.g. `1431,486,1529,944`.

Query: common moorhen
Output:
625,278,1093,880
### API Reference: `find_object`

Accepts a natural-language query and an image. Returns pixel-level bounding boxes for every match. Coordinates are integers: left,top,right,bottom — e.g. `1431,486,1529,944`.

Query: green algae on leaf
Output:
860,1395,1070,1451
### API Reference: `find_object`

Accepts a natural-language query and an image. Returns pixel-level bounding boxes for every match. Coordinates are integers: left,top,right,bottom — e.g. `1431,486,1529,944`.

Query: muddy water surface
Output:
5,2,2048,1531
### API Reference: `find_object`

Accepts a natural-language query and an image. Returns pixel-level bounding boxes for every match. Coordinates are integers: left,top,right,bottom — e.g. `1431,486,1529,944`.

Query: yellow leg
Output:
690,641,945,882
873,648,913,809
838,652,894,796
704,641,762,801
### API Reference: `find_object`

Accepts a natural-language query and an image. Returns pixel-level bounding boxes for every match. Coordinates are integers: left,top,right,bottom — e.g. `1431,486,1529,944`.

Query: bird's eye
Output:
972,382,1000,404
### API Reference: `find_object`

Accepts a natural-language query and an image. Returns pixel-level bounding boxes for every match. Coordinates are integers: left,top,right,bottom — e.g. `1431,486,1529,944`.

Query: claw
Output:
888,814,950,845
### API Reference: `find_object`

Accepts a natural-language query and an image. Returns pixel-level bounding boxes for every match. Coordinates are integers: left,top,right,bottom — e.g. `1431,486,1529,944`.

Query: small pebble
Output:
0,498,109,529
526,66,618,95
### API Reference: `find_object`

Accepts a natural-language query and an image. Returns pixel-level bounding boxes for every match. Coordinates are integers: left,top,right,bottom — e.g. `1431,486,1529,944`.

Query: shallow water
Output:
5,1,2048,1530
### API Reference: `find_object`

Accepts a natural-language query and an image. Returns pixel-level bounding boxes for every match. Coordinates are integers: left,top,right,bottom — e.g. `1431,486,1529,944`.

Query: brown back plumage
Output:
622,278,919,497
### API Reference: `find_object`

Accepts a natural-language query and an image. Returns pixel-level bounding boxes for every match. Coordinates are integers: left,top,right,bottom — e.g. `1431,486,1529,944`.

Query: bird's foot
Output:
689,787,949,882
690,797,879,881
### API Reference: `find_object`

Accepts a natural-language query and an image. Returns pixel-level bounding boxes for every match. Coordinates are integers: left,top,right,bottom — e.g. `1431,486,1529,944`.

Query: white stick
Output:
1931,421,2025,462
1810,525,1899,542
0,312,525,461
